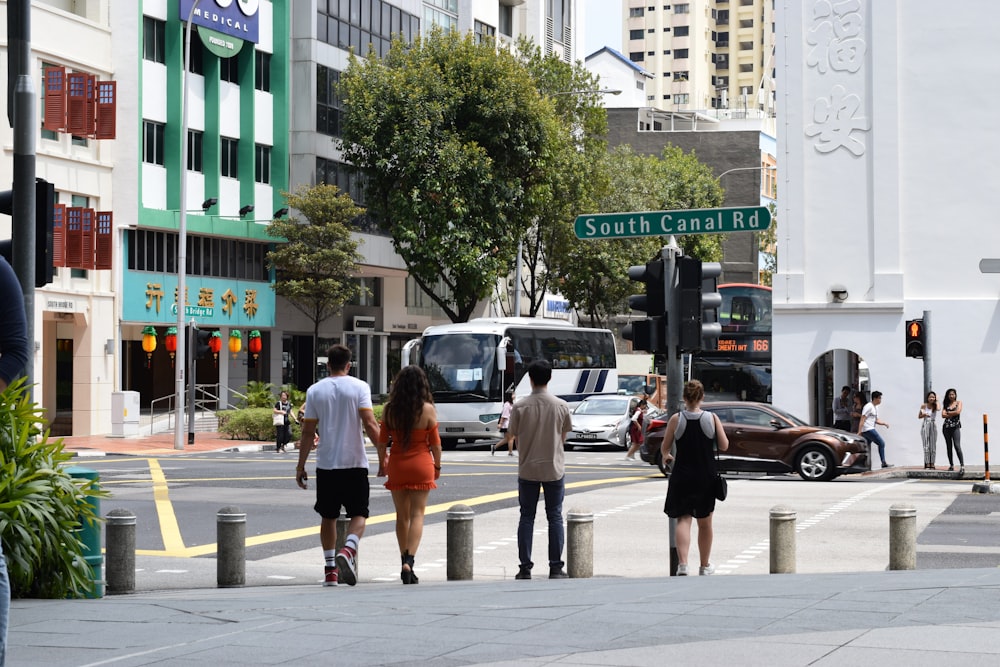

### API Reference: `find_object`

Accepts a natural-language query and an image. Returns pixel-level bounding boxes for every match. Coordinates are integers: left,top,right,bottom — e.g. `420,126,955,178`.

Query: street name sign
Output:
574,206,772,240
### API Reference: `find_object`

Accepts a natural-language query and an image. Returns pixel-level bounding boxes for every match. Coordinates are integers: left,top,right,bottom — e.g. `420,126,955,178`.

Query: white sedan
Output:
565,395,642,450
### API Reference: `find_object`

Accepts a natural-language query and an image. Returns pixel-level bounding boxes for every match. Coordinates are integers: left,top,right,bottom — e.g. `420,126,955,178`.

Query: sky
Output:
582,0,623,57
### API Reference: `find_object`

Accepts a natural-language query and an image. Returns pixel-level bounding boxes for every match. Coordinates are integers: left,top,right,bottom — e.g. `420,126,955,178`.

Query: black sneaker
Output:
549,568,568,579
514,566,531,580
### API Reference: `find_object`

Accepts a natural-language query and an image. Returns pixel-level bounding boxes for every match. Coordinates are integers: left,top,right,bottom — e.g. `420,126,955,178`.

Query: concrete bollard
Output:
217,506,246,588
566,509,594,578
105,508,136,595
769,505,797,574
889,504,917,570
446,504,475,581
335,514,350,551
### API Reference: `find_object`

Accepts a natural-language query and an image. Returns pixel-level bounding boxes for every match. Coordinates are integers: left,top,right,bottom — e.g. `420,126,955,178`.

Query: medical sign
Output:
180,0,259,44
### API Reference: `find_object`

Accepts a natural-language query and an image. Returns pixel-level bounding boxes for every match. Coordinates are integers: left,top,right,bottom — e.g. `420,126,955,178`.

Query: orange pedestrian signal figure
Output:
905,319,925,359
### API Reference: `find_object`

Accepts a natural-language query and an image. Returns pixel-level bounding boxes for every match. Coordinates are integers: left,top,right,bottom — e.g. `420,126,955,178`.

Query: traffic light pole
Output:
8,0,37,396
662,238,682,576
922,310,932,398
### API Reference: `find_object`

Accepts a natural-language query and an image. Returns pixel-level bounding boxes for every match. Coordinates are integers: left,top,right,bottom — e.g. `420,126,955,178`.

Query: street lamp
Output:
175,0,201,450
551,88,622,96
716,165,777,180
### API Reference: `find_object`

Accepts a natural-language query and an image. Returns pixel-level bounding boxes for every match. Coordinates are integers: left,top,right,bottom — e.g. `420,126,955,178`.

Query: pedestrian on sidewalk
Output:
496,360,572,580
942,388,965,474
0,255,29,666
295,344,385,587
918,390,939,469
273,390,294,453
378,366,441,584
492,391,516,455
833,386,852,431
661,380,729,576
625,399,647,461
859,391,892,468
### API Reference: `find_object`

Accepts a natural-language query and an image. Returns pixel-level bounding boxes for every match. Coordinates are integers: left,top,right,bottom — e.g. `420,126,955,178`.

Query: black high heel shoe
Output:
401,552,418,584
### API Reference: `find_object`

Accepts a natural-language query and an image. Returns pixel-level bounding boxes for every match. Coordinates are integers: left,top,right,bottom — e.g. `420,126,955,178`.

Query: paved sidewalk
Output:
11,567,1000,666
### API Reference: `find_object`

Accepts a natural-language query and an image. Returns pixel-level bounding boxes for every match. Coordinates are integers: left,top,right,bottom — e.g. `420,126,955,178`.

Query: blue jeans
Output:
517,476,565,571
1,540,8,666
862,429,887,465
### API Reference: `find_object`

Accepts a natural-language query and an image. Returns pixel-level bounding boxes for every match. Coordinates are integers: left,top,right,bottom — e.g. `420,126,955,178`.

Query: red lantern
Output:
164,327,178,367
248,330,262,368
208,331,222,367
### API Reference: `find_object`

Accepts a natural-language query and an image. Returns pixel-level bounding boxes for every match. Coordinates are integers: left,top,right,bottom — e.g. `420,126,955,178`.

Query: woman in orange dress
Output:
378,366,441,584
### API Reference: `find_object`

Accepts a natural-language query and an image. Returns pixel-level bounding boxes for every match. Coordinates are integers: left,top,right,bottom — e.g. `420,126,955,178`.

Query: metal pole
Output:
922,310,931,398
512,239,522,316
9,0,36,397
175,0,201,449
187,322,197,445
663,238,682,575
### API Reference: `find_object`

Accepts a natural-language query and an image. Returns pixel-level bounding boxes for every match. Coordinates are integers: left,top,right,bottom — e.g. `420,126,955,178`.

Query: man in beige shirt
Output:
497,360,572,580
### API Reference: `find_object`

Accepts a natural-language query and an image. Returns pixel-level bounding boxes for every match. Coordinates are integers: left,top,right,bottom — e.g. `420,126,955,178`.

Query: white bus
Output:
402,317,618,449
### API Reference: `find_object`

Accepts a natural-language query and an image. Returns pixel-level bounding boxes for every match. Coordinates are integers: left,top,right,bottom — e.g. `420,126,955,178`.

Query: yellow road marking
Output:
133,470,656,558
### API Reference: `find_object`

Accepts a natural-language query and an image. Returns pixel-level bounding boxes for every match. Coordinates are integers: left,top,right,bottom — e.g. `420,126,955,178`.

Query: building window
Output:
499,5,513,36
350,277,382,307
629,29,644,40
187,130,203,172
255,144,271,184
630,52,645,62
740,41,754,50
319,0,420,58
317,65,342,137
474,20,495,44
673,71,689,81
675,4,690,13
183,28,204,74
143,120,165,165
674,49,689,59
221,137,239,178
674,25,689,37
255,50,271,91
674,93,689,104
143,17,166,64
221,55,240,83
405,276,448,317
629,7,645,17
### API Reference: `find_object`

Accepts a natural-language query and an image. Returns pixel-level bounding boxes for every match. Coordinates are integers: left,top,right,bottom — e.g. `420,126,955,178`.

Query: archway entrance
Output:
807,348,869,427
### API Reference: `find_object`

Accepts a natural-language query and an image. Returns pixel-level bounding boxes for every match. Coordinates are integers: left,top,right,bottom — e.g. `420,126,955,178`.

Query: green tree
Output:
266,185,364,383
339,29,560,322
552,145,725,327
759,201,777,286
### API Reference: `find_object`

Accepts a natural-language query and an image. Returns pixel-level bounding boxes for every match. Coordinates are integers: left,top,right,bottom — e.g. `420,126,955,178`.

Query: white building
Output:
775,0,998,468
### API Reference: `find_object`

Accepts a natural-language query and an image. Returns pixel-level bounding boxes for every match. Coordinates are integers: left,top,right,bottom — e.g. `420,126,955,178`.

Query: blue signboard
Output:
180,0,260,44
123,269,275,329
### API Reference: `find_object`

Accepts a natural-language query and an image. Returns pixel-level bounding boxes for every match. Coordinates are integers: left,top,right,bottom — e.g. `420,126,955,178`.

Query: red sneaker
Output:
323,565,338,587
336,547,358,586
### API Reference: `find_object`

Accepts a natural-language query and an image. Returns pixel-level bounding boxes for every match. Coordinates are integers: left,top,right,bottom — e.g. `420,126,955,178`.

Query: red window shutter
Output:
95,81,116,140
43,66,67,132
95,211,113,270
80,208,95,270
53,203,67,267
85,75,98,137
67,73,89,136
66,206,83,267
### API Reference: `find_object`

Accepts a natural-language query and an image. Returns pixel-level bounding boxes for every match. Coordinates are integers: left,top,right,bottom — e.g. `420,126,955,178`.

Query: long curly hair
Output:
383,366,434,449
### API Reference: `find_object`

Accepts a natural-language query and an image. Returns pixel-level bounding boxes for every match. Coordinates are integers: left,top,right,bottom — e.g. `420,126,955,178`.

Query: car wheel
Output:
440,438,459,451
621,430,632,452
796,446,835,481
656,451,672,477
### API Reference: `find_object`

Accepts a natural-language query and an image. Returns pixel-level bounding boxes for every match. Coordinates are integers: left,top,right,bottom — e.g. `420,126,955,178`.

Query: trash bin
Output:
111,391,140,437
66,466,104,598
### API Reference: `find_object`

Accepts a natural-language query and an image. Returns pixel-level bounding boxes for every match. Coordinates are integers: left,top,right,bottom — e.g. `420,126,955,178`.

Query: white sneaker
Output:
676,563,688,576
699,564,715,576
625,455,635,461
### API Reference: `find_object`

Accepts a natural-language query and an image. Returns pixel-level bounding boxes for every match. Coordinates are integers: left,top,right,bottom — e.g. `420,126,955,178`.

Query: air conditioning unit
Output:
353,316,376,332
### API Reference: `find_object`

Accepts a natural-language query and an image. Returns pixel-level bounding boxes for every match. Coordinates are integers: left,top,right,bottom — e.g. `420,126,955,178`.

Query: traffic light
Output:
905,319,925,358
622,258,668,353
0,178,55,287
677,257,723,352
194,328,214,359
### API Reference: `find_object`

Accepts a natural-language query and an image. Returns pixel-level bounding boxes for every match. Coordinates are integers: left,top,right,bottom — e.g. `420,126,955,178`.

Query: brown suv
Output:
639,401,870,481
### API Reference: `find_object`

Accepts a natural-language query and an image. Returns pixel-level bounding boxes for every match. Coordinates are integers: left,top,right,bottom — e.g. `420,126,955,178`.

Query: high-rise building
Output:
622,0,775,116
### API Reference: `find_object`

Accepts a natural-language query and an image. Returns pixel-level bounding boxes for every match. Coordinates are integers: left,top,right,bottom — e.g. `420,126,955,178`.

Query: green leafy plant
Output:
217,408,302,442
0,378,107,598
239,381,277,408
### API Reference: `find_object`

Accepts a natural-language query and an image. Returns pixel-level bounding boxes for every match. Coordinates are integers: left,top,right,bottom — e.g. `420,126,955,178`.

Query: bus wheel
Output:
656,452,672,477
441,438,459,451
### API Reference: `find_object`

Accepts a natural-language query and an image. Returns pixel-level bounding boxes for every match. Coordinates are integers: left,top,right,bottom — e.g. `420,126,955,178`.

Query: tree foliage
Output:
340,29,561,322
551,145,725,327
759,201,777,286
266,185,364,382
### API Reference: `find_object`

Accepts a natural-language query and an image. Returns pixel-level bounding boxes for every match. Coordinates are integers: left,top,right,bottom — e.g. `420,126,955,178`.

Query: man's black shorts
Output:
314,468,370,520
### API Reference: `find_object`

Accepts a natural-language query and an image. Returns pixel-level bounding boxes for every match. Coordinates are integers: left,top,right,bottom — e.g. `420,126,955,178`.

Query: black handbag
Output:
713,430,727,501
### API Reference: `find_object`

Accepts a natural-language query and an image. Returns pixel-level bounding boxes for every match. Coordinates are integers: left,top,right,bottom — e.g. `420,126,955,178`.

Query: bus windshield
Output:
421,333,501,402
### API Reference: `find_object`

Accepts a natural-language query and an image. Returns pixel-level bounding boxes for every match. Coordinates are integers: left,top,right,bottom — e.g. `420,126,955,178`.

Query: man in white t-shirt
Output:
859,390,892,468
296,344,384,587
